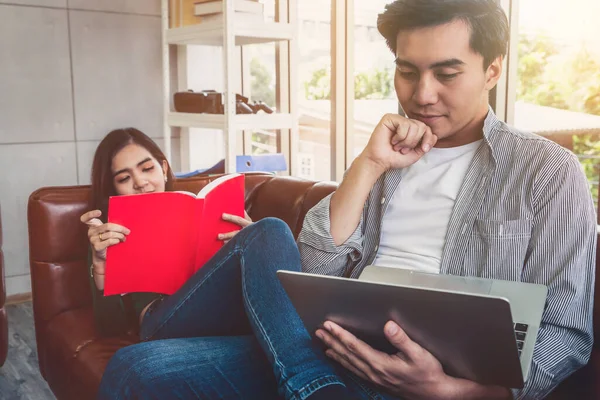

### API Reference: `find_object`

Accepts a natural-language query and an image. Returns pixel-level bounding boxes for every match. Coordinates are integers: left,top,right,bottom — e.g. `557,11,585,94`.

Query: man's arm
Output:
329,155,386,245
298,114,437,274
297,158,380,276
331,114,437,245
515,155,596,398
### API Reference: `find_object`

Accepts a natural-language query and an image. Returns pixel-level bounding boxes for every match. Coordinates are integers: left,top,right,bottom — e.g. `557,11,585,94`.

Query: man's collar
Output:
481,105,501,163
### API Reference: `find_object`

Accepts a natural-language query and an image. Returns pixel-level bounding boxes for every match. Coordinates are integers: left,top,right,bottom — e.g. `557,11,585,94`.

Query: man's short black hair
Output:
377,0,509,69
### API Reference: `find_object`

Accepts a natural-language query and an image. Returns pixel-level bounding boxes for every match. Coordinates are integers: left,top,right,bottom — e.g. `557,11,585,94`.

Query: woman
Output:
82,128,376,400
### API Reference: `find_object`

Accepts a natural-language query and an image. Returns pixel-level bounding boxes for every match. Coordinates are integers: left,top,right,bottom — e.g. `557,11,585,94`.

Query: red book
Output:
104,173,245,296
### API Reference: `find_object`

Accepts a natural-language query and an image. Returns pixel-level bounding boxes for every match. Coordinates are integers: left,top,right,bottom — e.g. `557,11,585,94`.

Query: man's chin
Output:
429,127,453,145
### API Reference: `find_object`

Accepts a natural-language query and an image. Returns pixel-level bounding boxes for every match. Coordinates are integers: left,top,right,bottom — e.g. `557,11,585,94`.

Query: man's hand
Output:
361,114,438,172
317,320,512,400
316,320,454,399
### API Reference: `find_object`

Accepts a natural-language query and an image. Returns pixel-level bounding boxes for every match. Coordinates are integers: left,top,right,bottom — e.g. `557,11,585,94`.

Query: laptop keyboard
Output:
514,323,528,358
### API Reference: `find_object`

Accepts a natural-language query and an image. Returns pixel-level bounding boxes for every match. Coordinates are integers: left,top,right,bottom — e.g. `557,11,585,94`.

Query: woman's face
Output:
111,143,169,195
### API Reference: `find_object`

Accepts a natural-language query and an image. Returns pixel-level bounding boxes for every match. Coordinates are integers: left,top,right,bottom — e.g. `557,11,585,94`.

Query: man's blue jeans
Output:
97,218,396,400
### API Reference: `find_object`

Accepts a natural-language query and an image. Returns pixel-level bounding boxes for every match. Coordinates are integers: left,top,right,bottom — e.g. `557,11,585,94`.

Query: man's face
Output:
394,19,501,146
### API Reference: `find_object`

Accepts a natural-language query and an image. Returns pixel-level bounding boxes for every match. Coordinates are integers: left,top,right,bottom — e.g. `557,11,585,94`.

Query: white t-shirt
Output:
372,140,483,274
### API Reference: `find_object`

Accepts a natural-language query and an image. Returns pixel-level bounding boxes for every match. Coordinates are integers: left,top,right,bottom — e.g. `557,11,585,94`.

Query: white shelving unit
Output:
161,0,299,174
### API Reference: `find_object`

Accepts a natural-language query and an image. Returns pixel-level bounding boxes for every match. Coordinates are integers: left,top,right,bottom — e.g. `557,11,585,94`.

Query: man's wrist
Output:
442,376,512,400
355,153,388,180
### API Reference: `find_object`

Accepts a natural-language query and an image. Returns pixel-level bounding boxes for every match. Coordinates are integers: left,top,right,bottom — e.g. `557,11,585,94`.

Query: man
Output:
298,0,596,399
98,1,594,399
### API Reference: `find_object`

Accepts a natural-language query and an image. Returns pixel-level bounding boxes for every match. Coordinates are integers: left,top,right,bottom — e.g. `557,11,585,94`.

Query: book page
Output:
173,190,197,197
196,173,243,199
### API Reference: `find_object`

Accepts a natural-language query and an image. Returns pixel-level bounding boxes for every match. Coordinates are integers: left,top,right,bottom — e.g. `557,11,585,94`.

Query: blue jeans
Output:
98,218,396,400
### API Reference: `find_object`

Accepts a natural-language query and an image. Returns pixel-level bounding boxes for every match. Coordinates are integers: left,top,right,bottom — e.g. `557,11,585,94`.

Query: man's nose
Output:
413,76,438,106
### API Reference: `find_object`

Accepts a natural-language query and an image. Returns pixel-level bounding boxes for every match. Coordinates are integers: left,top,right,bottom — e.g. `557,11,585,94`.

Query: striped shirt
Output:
297,109,596,399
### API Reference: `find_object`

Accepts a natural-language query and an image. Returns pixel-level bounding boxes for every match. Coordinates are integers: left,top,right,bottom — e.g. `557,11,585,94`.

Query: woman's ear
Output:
162,160,169,180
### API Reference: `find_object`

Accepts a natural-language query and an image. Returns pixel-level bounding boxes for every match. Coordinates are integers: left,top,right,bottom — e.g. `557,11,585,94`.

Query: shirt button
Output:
381,197,386,204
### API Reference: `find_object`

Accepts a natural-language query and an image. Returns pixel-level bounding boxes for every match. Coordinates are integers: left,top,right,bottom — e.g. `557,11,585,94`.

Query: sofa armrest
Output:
28,187,93,376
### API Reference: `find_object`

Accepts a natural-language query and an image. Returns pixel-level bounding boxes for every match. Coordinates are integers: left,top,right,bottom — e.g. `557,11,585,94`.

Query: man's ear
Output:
484,56,503,91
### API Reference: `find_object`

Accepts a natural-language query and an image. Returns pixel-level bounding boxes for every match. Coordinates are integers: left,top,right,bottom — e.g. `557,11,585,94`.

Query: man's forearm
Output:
445,377,512,400
330,155,386,245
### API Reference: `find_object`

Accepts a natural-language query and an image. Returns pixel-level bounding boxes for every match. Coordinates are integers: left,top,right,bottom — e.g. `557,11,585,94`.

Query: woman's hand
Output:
80,210,130,275
218,211,253,243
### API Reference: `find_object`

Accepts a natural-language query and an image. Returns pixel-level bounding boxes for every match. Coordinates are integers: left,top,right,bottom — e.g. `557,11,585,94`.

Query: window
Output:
350,0,399,164
245,44,279,156
297,0,333,181
249,0,600,193
511,0,600,204
298,153,316,179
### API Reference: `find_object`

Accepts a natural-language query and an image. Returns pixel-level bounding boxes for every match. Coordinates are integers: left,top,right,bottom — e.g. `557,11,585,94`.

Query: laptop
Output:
277,265,547,388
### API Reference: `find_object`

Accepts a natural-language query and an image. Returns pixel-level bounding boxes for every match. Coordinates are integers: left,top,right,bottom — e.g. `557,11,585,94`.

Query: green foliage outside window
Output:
303,67,394,100
517,34,600,206
573,135,600,205
250,58,276,107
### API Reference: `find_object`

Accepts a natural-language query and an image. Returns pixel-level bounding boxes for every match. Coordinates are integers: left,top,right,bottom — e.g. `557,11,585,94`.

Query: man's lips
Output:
411,113,444,122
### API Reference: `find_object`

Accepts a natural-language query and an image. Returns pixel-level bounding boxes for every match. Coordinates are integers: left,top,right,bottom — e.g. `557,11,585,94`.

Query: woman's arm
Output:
92,259,105,290
80,209,130,290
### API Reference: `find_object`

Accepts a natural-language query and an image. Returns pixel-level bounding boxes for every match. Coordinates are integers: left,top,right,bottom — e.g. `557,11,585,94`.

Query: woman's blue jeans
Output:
97,218,395,400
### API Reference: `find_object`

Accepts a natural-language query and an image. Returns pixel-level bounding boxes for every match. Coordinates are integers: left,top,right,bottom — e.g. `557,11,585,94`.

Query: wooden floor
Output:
0,302,55,399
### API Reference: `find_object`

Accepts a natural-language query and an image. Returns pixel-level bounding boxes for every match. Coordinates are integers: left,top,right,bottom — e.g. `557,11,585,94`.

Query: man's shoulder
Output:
490,120,577,167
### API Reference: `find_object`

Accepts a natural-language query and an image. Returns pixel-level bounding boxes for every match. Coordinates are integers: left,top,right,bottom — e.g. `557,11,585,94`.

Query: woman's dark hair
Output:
377,0,509,69
90,128,175,221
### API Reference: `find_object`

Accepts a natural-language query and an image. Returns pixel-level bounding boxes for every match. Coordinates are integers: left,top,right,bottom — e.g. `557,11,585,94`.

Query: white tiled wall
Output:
0,0,179,296
0,5,74,144
0,143,78,285
68,0,161,15
1,0,67,7
69,10,163,140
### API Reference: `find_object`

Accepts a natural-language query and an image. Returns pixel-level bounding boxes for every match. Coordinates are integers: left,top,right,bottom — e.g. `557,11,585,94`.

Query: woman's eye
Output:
142,166,154,172
117,176,130,184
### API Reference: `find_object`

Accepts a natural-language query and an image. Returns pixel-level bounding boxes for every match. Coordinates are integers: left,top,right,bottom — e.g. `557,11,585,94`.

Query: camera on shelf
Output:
174,90,274,115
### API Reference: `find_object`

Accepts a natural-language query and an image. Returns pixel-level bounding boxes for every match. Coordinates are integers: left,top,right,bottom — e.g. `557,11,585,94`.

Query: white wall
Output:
0,0,181,296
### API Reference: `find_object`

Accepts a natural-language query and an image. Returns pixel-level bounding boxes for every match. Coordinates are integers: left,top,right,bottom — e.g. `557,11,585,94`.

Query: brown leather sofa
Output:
27,173,337,399
0,204,8,367
27,172,598,399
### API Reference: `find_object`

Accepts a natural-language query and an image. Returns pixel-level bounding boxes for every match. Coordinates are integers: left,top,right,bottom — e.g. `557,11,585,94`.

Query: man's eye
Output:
437,73,459,81
117,176,130,183
399,71,417,80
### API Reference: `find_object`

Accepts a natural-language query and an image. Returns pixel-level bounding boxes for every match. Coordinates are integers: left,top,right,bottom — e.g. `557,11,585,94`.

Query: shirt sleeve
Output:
297,192,366,277
514,156,596,399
